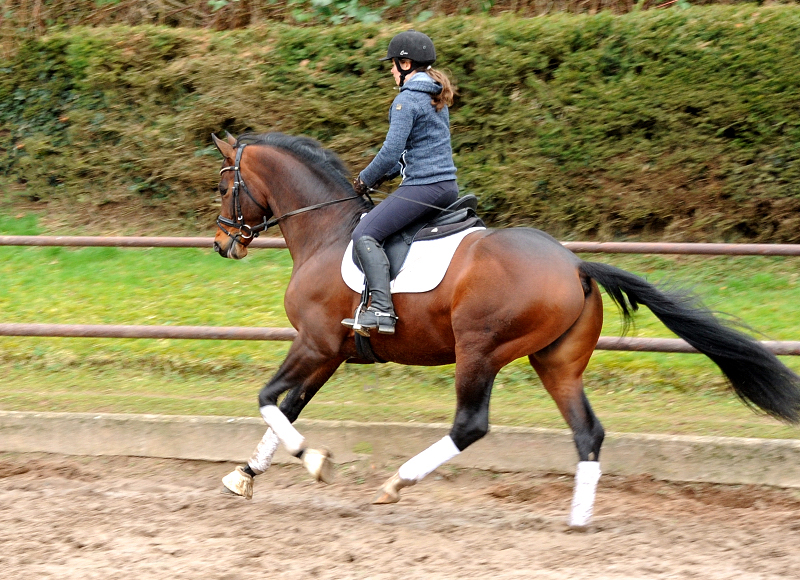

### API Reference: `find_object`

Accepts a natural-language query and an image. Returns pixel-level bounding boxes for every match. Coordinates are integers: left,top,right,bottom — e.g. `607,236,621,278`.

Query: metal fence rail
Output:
563,241,800,256
0,235,287,249
1,323,799,355
4,235,800,255
596,337,800,356
0,323,297,341
2,236,799,354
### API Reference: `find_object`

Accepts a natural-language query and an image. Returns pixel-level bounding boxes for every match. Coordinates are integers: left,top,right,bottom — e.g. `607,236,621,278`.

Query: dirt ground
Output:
2,453,800,579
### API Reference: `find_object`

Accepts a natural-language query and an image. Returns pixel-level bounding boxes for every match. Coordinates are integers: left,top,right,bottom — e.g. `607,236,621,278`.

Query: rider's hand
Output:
353,177,369,196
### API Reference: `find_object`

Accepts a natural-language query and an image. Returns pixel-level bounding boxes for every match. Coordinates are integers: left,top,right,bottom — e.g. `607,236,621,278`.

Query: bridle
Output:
216,144,271,243
216,143,367,244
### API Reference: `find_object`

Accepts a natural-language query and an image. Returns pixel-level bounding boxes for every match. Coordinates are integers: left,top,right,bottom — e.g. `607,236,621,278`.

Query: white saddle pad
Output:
341,227,485,294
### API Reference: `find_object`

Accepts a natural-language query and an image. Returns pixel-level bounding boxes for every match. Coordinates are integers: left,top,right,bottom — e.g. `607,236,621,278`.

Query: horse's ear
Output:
224,131,237,146
211,133,235,160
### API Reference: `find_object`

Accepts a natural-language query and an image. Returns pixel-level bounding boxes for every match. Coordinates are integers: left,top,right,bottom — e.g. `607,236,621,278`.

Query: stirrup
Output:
342,307,397,336
342,305,369,336
361,307,397,335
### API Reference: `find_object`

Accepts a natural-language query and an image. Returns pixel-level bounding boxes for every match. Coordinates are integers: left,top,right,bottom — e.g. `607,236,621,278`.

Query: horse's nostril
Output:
213,241,222,254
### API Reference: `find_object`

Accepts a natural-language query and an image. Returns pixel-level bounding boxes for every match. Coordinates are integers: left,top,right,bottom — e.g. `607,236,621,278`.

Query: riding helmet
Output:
379,30,436,65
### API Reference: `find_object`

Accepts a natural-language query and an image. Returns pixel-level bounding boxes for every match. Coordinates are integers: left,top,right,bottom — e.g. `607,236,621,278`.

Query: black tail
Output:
579,261,800,423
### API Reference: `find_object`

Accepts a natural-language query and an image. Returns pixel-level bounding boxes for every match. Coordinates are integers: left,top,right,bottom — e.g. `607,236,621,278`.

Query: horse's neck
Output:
256,149,361,265
273,185,361,266
279,214,352,265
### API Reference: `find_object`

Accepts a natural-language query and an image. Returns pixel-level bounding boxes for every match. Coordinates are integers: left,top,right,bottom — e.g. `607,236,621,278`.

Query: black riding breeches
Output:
352,180,459,244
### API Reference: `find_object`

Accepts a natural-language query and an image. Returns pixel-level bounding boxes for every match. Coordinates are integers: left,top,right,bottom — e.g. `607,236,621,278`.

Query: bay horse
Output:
211,132,800,528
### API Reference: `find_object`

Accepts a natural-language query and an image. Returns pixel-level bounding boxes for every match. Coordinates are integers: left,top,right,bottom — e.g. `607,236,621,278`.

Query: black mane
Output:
236,132,354,195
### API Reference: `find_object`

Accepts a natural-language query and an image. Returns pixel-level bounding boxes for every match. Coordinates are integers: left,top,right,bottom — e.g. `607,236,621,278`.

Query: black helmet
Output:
379,30,436,65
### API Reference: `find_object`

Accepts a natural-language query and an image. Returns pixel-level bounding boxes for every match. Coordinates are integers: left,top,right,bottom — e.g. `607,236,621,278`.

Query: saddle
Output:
349,194,484,365
353,194,485,280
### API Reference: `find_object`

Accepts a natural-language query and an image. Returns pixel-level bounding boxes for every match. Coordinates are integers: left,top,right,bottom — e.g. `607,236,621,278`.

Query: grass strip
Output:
2,216,800,438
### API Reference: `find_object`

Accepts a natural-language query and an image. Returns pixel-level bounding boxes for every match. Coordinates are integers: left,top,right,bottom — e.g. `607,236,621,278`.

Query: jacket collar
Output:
400,72,442,95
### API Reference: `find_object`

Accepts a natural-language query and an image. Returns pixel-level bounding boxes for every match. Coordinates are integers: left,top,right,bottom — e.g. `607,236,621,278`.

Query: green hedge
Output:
2,6,800,240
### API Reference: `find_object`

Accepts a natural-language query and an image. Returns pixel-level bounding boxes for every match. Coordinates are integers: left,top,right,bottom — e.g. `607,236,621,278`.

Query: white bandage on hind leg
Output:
248,428,280,474
398,436,461,483
569,461,602,528
260,405,305,456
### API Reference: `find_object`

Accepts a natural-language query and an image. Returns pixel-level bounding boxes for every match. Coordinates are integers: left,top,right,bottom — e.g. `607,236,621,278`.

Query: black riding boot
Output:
342,236,397,336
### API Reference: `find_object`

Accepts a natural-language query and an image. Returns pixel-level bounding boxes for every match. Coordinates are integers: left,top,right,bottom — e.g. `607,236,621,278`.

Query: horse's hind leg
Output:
529,282,604,528
374,353,497,504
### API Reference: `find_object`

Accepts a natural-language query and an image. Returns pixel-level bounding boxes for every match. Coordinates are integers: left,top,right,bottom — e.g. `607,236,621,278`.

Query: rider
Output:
342,30,458,336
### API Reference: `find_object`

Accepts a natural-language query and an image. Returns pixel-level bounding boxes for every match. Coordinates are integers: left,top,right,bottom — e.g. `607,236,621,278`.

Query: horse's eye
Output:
218,182,227,196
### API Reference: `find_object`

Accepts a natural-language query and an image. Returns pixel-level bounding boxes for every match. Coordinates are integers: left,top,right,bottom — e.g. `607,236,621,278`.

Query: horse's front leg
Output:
222,340,344,498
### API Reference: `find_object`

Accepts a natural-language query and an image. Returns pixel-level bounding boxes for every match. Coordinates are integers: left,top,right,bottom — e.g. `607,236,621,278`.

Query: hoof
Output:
220,485,239,497
372,489,401,504
302,448,334,484
221,466,253,500
372,472,415,505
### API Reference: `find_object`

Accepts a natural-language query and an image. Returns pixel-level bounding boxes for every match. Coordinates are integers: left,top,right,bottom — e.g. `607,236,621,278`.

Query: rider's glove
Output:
353,176,369,196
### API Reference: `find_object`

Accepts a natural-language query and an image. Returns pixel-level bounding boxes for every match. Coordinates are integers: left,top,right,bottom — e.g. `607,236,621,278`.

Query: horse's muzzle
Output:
213,237,248,260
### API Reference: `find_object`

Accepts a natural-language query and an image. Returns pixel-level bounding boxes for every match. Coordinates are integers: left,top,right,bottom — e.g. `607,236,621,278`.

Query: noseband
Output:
216,143,367,244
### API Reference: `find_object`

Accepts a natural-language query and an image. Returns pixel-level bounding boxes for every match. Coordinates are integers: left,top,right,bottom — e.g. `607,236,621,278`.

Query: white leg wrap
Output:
248,428,280,474
569,461,601,528
398,436,461,483
260,405,305,456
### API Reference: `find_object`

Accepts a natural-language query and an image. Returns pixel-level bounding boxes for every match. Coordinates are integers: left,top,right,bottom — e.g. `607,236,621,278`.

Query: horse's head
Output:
211,133,274,260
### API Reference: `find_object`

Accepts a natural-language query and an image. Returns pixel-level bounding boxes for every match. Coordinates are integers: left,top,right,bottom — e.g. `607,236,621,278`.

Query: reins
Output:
365,187,457,214
216,143,367,243
216,142,464,245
